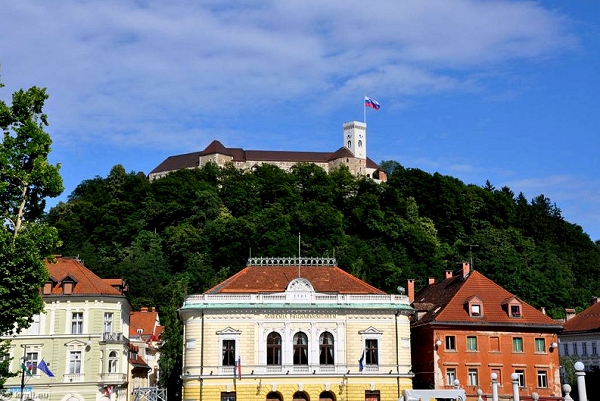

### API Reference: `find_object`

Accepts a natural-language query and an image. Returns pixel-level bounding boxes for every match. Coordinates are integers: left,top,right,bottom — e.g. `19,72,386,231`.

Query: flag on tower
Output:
364,96,381,110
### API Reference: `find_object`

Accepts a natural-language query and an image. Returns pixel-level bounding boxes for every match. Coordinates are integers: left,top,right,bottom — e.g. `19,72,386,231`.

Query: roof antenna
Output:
298,232,301,278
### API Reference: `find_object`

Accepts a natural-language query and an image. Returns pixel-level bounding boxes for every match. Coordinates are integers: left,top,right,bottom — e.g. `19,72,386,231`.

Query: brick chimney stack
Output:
407,279,415,304
461,262,471,278
428,277,435,285
445,270,453,279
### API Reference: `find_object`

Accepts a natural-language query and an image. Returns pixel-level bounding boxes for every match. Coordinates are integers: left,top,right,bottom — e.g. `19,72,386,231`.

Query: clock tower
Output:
343,120,367,159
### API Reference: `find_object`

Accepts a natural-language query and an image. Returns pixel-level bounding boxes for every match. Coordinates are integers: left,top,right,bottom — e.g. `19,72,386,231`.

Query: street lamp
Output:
511,372,520,401
574,361,587,401
490,372,499,401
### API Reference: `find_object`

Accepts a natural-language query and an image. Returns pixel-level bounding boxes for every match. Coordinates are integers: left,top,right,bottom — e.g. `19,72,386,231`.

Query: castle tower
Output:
343,121,367,159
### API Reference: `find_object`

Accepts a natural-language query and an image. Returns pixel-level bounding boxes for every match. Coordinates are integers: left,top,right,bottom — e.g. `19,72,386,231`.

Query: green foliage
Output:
45,154,600,396
0,76,63,388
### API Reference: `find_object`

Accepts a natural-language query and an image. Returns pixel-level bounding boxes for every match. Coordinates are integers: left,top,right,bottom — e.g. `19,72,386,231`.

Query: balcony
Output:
101,332,128,344
99,373,128,384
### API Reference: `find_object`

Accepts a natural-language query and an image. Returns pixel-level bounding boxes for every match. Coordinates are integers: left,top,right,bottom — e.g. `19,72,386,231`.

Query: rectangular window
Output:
467,336,478,351
445,336,456,350
491,369,502,386
220,392,236,401
69,351,82,374
366,339,379,365
515,369,525,387
592,342,597,356
104,313,113,333
25,352,38,375
222,340,236,366
471,304,481,316
535,338,545,353
446,368,456,386
365,390,380,401
71,312,83,334
537,370,548,388
468,368,479,386
572,343,578,355
513,337,524,353
490,336,500,352
511,305,521,317
582,342,588,356
563,343,569,356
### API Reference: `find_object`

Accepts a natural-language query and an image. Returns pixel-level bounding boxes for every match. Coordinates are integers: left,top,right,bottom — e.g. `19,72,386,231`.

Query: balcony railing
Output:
64,373,84,383
99,373,128,384
197,363,407,377
184,293,409,307
101,332,128,344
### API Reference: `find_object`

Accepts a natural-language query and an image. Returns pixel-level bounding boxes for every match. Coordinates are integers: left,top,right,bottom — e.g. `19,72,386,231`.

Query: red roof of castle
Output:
44,257,125,297
205,263,385,295
412,269,562,330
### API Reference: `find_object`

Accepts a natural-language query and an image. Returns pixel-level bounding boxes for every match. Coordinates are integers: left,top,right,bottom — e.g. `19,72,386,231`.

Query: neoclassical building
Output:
179,257,413,401
1,256,131,401
149,121,386,182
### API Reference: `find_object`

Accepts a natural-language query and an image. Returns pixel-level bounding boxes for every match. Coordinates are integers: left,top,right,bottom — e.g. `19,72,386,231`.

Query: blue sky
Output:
1,1,599,241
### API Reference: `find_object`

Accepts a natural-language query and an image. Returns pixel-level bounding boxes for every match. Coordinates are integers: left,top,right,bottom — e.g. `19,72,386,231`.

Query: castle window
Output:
358,140,363,148
365,339,379,365
222,340,236,366
319,332,334,365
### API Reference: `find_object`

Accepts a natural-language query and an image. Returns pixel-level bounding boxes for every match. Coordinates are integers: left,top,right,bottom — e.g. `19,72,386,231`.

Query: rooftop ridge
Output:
247,257,337,267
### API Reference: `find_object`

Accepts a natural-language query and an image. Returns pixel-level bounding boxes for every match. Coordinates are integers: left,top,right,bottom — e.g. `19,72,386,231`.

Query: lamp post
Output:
454,379,460,390
511,372,520,401
490,372,499,401
574,361,587,401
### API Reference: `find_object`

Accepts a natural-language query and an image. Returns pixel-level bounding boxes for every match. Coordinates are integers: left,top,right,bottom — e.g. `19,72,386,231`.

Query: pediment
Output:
286,278,315,293
216,327,241,336
358,326,383,335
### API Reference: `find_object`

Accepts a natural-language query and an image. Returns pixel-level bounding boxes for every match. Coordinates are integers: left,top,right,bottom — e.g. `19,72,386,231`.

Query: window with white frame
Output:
446,368,456,386
222,340,235,366
25,351,39,375
515,369,525,387
572,343,578,355
266,332,282,365
319,332,334,365
535,338,545,353
582,342,588,356
293,332,308,365
468,368,479,386
513,337,524,353
71,312,83,334
365,339,379,365
27,314,40,335
537,370,548,388
467,336,478,351
563,343,569,356
108,350,118,373
445,336,456,351
69,351,82,374
104,313,113,333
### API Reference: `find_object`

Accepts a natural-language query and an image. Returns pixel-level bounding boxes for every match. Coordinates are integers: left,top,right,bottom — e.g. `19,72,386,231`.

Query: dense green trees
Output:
0,80,63,388
45,158,600,397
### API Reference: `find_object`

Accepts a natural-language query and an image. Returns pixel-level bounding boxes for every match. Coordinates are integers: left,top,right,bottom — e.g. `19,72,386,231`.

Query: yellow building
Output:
179,257,414,401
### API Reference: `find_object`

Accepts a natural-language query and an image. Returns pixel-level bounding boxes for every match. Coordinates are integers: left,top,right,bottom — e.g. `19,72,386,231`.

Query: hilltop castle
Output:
149,121,387,182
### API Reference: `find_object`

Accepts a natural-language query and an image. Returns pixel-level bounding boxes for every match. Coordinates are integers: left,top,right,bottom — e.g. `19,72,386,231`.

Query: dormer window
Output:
63,282,74,295
43,282,53,295
503,296,523,318
465,295,483,318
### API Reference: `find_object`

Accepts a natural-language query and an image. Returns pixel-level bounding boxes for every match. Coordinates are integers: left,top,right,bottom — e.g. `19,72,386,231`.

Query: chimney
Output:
565,308,576,321
592,297,599,306
462,262,470,278
445,270,453,279
540,306,546,315
407,279,415,304
141,307,148,312
428,277,435,285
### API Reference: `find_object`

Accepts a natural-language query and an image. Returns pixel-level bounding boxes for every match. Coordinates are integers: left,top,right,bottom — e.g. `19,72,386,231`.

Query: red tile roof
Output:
412,270,561,330
562,301,600,333
44,257,125,297
205,264,385,295
130,308,162,339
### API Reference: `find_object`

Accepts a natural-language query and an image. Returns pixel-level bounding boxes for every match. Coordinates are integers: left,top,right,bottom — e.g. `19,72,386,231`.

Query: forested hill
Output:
47,162,600,319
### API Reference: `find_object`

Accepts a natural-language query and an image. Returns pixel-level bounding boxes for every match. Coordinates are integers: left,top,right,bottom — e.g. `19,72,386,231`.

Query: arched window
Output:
293,332,308,365
267,332,282,365
108,351,118,373
293,391,309,400
319,332,334,365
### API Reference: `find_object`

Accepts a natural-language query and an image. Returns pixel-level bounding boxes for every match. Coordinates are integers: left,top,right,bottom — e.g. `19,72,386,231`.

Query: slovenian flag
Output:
237,356,242,380
358,349,365,372
364,96,380,110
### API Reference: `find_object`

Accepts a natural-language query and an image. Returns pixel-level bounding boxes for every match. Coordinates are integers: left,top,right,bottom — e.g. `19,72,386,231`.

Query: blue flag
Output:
38,359,54,378
358,350,365,372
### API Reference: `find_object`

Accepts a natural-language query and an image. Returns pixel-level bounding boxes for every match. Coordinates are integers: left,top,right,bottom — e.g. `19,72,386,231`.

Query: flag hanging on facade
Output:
358,349,365,372
38,359,55,378
364,96,381,110
237,356,242,380
21,362,33,377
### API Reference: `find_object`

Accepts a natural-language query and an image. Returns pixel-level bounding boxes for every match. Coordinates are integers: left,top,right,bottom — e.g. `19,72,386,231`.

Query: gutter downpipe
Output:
395,310,400,399
200,311,204,401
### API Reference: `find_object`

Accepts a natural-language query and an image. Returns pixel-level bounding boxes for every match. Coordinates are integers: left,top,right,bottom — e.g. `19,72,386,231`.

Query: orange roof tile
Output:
562,301,600,333
206,264,385,295
44,257,125,297
413,270,561,330
130,309,162,338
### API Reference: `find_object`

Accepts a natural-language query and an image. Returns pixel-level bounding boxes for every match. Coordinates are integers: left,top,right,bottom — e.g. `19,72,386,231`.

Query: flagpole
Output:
363,96,366,124
20,345,26,401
